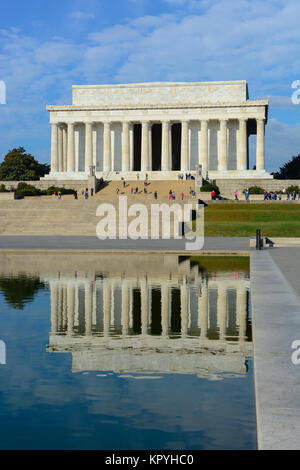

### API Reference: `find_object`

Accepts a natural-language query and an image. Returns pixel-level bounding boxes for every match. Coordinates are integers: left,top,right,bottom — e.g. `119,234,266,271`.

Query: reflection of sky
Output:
0,288,256,450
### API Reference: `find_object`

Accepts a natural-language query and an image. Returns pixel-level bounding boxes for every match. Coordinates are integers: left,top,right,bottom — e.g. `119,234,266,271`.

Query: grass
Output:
202,203,300,237
189,255,250,273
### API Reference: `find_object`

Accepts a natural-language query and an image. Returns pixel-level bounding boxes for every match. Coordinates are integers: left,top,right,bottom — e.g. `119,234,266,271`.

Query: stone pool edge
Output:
251,250,300,450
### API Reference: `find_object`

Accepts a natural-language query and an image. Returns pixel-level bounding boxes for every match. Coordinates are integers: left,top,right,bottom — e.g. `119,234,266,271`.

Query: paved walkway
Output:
251,249,300,450
0,236,250,252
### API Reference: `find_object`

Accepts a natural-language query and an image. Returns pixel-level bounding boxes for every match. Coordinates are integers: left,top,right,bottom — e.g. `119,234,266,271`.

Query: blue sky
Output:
0,0,299,172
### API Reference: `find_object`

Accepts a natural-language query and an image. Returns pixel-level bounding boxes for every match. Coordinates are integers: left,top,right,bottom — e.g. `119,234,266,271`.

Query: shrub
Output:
248,186,265,195
286,185,300,194
46,186,74,195
0,184,6,193
200,183,220,194
16,182,42,196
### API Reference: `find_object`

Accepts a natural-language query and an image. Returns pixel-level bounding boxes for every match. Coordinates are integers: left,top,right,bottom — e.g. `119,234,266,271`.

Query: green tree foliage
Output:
273,154,300,180
200,183,220,194
0,147,50,181
0,275,45,310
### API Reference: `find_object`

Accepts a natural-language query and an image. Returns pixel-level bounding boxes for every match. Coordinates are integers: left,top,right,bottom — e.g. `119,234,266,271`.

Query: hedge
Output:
248,186,265,195
15,183,75,197
200,183,220,194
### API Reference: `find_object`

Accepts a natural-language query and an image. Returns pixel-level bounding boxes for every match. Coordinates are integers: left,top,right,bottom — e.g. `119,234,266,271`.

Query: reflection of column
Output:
85,283,93,335
74,284,79,328
140,280,149,335
57,285,63,330
180,281,189,336
236,287,247,343
198,284,208,337
103,282,111,336
67,285,74,335
62,286,67,330
121,282,130,336
217,286,227,340
50,283,58,333
161,284,169,336
129,286,133,329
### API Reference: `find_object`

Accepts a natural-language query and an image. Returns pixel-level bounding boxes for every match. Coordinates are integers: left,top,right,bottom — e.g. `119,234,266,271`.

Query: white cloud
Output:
69,11,95,20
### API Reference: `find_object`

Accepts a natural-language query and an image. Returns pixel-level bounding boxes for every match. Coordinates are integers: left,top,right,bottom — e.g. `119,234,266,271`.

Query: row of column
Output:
50,118,265,175
50,281,248,340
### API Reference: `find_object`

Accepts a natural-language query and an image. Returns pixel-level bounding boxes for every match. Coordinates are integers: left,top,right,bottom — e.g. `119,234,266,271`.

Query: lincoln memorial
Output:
45,80,271,181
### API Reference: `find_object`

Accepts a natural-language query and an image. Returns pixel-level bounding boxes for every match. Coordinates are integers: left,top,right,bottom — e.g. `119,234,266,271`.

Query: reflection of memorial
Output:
46,255,251,380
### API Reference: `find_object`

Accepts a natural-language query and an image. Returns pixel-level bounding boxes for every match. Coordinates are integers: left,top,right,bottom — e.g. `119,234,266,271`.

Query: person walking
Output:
211,190,216,200
154,191,158,200
234,190,238,200
180,192,184,200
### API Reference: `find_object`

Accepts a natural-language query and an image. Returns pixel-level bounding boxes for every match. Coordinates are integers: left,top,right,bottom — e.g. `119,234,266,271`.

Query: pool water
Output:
0,253,256,450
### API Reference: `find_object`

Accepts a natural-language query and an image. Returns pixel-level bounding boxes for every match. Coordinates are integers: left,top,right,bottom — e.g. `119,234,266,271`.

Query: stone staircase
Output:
0,181,196,237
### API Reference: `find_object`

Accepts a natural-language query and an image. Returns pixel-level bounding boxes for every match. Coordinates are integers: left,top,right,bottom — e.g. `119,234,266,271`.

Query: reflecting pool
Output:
0,253,256,450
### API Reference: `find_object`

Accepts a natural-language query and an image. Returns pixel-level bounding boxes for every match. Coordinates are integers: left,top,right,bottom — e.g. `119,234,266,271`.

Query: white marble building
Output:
46,80,271,181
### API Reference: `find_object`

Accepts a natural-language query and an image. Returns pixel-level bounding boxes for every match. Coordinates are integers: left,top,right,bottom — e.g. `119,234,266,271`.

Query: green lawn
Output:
202,203,300,237
189,256,250,272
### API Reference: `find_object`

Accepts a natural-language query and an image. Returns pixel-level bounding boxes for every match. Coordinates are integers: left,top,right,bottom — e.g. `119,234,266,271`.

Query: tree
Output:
0,275,45,310
0,147,50,181
272,154,300,180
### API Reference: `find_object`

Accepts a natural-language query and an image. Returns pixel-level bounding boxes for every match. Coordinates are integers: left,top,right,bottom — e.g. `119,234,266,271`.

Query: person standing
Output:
154,191,158,200
234,190,238,201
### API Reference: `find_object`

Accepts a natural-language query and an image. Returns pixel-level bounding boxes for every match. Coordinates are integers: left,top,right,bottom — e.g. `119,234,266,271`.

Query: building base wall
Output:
43,169,273,182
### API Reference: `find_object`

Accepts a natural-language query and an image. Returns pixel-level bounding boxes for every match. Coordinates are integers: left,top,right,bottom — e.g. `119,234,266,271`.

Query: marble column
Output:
122,121,130,173
199,120,208,178
237,118,248,170
256,119,265,171
50,123,58,173
58,125,64,172
129,124,134,171
85,122,93,174
181,121,189,172
141,121,150,172
67,123,75,172
198,284,208,338
63,125,68,172
103,122,111,172
217,286,227,340
218,119,228,171
161,121,170,171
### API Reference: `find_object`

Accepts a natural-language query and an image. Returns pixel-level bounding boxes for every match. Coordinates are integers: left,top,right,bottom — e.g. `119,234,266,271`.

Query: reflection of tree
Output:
0,275,45,310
